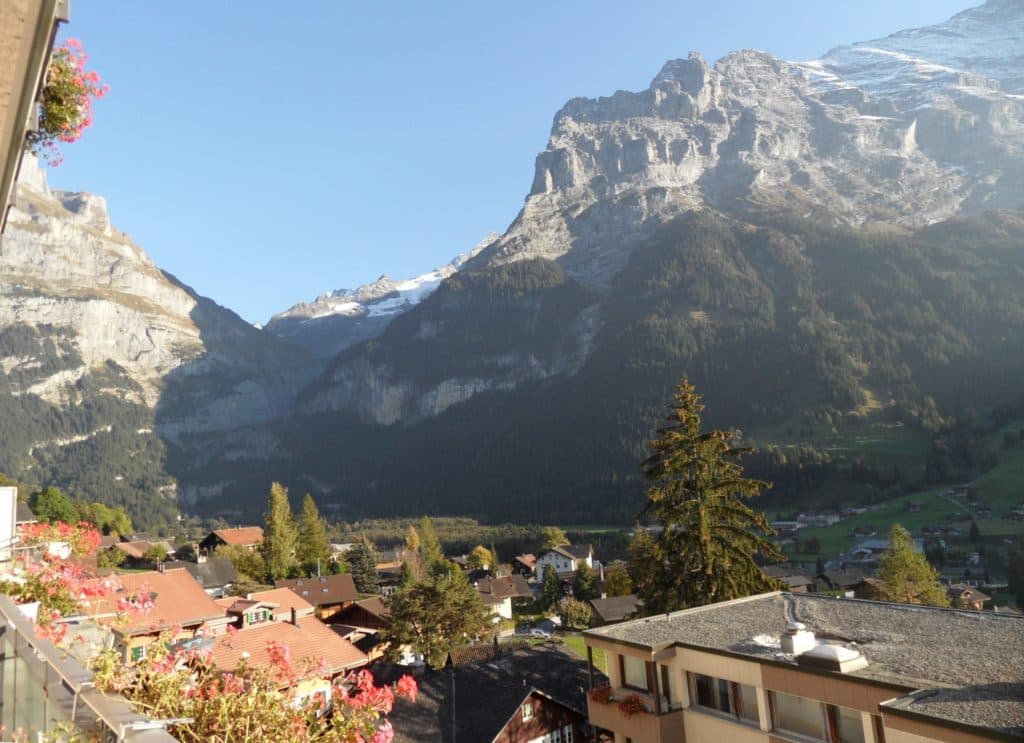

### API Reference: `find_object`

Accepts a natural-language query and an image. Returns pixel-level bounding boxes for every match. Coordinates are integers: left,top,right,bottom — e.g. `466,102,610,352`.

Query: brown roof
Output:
276,574,357,607
474,575,532,602
211,615,367,679
351,596,389,620
115,541,152,560
87,568,225,636
211,526,264,547
513,554,536,569
947,583,991,604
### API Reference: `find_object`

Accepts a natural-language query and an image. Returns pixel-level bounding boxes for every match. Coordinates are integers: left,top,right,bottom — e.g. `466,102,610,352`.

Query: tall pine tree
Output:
418,516,447,579
261,482,299,581
297,494,330,575
631,378,783,613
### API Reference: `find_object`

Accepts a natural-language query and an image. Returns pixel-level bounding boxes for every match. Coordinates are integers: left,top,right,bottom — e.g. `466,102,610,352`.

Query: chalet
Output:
198,526,263,557
512,553,537,577
332,596,389,631
589,594,643,626
852,577,888,600
536,544,594,578
85,567,229,663
216,587,317,628
276,574,358,621
474,575,533,621
816,567,867,593
114,539,174,566
947,583,990,610
385,644,601,743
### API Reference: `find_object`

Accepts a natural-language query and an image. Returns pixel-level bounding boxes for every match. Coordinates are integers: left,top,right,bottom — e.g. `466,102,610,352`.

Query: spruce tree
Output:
877,524,949,606
539,564,563,612
261,482,299,580
297,494,330,575
348,536,379,594
631,378,783,613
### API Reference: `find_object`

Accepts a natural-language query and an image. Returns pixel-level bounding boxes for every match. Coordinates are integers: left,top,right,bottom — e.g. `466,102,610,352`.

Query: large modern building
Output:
583,592,1024,742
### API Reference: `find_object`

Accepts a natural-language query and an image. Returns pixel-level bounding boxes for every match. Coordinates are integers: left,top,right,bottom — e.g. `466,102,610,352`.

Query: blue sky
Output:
46,1,972,324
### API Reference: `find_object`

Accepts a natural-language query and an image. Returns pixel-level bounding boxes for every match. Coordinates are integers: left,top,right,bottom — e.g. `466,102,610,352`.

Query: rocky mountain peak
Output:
467,1,1023,288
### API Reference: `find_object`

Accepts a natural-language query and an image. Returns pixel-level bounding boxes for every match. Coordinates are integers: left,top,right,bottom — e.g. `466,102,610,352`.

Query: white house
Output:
535,544,594,577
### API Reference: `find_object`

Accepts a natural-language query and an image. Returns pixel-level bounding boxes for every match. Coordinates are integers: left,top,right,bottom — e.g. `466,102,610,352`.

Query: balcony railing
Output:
0,593,178,741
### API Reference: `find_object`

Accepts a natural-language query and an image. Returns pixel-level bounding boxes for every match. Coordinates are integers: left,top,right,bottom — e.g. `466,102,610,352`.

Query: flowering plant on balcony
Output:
91,628,418,742
617,692,648,718
589,683,613,704
0,520,111,642
26,39,108,166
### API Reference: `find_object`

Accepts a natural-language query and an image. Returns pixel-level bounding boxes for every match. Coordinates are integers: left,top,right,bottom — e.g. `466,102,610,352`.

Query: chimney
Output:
291,607,298,627
780,622,816,655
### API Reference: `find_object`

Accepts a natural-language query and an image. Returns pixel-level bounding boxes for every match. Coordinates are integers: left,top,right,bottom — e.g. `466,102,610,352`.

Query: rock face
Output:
304,0,1024,427
264,234,497,359
0,158,315,523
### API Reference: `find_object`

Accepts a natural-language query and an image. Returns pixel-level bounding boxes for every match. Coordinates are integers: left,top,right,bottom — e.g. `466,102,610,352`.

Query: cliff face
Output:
0,158,315,523
301,1,1024,427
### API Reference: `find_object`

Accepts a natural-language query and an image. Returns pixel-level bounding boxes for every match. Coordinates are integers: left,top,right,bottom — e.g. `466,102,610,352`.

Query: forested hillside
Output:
183,209,1024,523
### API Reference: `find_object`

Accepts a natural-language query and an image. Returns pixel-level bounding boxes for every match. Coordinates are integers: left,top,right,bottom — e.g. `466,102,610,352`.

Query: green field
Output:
561,633,607,675
747,420,932,471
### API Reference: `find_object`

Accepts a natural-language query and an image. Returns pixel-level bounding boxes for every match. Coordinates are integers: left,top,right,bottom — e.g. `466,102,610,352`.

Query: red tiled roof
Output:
212,526,264,547
514,554,536,569
211,615,367,679
87,568,225,636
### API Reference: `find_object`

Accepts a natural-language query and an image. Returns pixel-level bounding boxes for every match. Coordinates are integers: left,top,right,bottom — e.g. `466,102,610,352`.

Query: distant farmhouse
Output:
198,526,264,558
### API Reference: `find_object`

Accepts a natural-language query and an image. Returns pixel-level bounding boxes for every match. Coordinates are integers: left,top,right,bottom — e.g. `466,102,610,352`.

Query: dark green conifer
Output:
631,378,783,613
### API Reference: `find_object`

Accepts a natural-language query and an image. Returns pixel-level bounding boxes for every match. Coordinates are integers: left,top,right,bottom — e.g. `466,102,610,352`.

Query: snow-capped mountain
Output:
264,234,497,358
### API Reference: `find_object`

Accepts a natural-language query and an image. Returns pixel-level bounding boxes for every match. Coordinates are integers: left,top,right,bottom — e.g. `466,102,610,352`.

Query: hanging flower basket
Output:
26,39,108,166
617,692,648,717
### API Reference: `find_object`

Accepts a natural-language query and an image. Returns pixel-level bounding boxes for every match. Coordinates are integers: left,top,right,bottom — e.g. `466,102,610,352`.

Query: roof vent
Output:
797,644,868,673
780,621,816,655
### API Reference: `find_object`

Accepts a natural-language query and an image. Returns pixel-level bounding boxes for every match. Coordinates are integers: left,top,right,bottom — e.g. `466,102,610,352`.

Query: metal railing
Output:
0,594,178,742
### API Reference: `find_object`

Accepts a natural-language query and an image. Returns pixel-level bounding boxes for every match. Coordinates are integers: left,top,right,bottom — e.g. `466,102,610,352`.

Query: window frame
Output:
521,699,534,721
688,673,759,726
618,654,649,692
770,691,868,743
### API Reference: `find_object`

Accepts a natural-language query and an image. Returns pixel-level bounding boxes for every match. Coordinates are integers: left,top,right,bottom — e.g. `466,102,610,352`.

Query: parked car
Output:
527,628,551,640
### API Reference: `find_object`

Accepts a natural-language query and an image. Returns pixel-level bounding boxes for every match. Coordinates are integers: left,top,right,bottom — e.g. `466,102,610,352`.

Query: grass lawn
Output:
561,632,607,675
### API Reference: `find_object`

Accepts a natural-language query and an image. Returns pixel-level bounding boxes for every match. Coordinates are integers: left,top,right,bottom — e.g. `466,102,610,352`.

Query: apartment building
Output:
583,592,1023,742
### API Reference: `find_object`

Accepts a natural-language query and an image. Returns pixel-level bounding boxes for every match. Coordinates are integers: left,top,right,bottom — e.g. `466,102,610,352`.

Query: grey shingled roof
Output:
585,592,1024,737
589,594,643,624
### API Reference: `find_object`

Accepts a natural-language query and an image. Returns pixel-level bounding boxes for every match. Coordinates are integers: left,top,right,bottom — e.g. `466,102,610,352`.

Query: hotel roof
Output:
585,591,1024,738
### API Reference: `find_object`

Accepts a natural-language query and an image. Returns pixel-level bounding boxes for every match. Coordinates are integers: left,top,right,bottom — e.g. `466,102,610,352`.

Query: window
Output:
772,692,827,740
130,644,146,662
690,674,759,724
660,664,673,706
620,655,648,690
829,706,866,743
522,700,534,720
246,609,269,625
563,724,573,743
